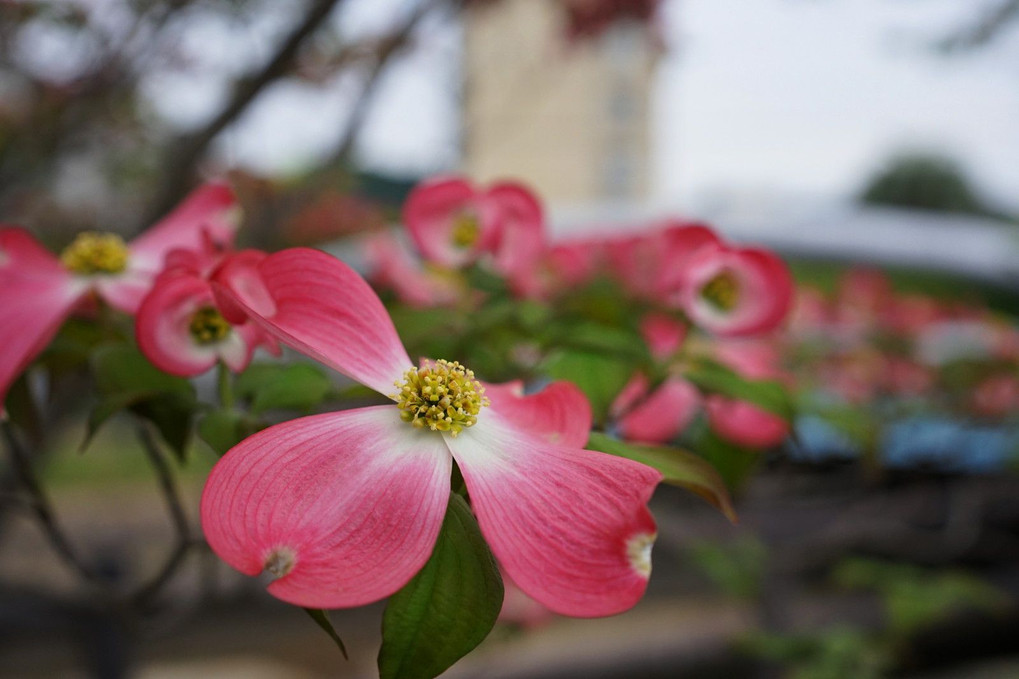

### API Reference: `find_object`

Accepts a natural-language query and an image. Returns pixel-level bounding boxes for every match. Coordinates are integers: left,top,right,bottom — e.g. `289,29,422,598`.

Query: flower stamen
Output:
189,306,232,344
394,359,489,436
701,270,740,311
450,211,480,249
60,232,129,275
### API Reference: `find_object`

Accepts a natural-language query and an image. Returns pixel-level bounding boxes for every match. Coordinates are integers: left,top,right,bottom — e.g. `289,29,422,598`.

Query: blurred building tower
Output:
462,0,660,205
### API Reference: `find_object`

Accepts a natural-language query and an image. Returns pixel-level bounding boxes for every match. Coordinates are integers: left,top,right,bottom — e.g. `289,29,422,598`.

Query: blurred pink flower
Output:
403,176,545,279
135,249,279,377
0,183,238,404
971,374,1019,419
705,396,788,449
670,241,793,337
707,338,790,449
612,373,701,445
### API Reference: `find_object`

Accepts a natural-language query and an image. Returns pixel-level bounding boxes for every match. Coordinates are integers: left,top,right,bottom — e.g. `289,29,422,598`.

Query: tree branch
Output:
130,423,194,608
938,0,1019,51
0,419,107,590
324,0,445,167
148,0,348,222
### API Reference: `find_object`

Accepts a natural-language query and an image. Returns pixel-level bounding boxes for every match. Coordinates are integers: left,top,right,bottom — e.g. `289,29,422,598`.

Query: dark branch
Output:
324,0,444,167
130,423,194,608
0,419,107,590
939,0,1019,51
148,0,348,223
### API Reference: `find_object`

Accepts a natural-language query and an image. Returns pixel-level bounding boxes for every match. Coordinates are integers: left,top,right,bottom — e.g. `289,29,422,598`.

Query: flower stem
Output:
217,361,234,410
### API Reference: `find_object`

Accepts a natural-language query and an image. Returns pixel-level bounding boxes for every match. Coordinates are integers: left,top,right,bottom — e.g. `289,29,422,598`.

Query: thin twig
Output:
323,0,445,167
938,0,1019,51
0,419,106,588
130,423,193,608
148,0,349,222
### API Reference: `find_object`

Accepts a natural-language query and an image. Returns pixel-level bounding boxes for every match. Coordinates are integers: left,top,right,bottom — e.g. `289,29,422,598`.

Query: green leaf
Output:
515,300,551,330
691,428,762,493
378,494,504,679
41,317,122,375
92,344,193,397
542,350,633,424
547,321,650,363
683,359,793,420
197,409,259,456
587,432,738,523
133,391,196,461
86,344,196,456
235,363,332,415
303,608,348,659
84,391,149,451
389,307,460,347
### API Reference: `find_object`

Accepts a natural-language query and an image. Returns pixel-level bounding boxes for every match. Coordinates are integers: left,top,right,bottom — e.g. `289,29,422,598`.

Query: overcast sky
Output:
199,0,1019,213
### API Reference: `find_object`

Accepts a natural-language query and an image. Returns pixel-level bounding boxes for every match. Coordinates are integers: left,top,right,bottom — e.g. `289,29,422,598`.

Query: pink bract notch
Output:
202,247,661,617
402,176,545,278
0,183,239,406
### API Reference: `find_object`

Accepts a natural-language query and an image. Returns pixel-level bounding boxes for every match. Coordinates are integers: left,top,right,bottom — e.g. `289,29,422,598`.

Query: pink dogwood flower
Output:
135,250,279,377
0,183,238,405
666,241,793,337
201,248,661,617
402,176,545,278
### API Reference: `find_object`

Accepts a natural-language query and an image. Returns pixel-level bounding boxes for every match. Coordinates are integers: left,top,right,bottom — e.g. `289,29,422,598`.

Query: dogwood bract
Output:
403,175,545,278
200,248,662,617
0,183,238,405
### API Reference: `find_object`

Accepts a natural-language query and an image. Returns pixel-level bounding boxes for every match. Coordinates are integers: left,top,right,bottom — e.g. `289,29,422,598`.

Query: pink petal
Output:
210,249,274,324
705,395,789,449
0,229,84,405
201,406,452,609
94,268,155,314
640,313,687,360
0,227,65,275
215,331,253,373
610,373,650,419
485,380,592,448
655,222,722,295
446,415,661,617
403,176,480,268
213,248,412,395
483,182,545,278
362,232,462,308
135,273,223,377
128,182,239,271
616,377,701,445
712,338,783,381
